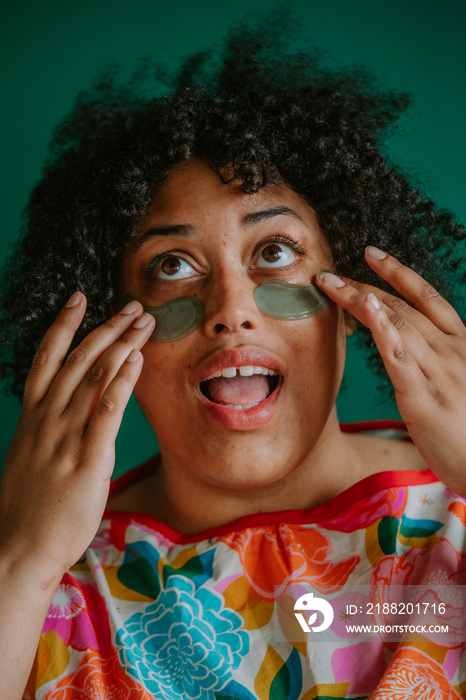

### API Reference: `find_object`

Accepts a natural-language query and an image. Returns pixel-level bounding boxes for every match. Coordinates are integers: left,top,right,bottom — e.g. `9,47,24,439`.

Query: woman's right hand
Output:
0,292,155,580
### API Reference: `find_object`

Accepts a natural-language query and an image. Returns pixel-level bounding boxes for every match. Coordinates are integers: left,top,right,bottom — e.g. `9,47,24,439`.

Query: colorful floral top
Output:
25,422,466,700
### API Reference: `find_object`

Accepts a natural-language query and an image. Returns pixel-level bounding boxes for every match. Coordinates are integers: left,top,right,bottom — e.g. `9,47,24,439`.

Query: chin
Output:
187,433,304,491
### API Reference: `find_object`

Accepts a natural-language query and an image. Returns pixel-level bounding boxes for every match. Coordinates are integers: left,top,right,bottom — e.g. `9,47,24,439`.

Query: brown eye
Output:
262,244,283,263
161,257,182,276
154,255,196,280
257,243,296,268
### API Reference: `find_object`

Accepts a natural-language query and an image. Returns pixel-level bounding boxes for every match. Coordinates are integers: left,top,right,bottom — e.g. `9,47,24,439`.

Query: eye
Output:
256,243,297,268
153,255,196,280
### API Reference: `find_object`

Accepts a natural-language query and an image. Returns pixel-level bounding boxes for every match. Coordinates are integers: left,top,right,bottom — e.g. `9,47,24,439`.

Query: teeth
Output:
221,367,237,378
232,402,260,410
229,402,261,410
204,366,278,381
239,366,254,376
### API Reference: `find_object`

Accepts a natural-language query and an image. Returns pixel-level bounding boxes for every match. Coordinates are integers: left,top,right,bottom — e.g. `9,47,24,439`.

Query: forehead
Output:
141,159,318,230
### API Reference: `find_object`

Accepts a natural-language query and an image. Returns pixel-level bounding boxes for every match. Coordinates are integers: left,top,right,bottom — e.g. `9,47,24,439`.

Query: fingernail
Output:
120,300,141,315
65,292,81,308
126,349,141,363
133,313,151,329
367,292,381,310
365,246,387,261
322,272,346,288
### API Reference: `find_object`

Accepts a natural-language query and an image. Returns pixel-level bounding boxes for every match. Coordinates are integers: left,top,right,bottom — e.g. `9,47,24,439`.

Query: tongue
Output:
208,374,270,405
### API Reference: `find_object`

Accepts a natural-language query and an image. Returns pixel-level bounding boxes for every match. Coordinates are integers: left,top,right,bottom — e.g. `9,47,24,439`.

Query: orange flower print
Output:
221,524,359,600
371,648,462,699
371,538,466,649
43,649,152,700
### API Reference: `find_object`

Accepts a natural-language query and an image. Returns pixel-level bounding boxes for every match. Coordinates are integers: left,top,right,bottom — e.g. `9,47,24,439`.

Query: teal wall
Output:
1,0,465,476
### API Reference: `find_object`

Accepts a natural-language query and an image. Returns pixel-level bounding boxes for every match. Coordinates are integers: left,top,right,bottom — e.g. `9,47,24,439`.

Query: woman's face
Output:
121,160,348,489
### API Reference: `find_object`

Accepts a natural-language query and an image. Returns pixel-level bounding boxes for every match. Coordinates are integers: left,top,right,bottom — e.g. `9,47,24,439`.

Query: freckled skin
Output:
120,160,355,526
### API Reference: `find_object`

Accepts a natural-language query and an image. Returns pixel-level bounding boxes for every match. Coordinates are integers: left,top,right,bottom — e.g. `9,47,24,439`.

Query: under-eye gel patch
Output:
254,280,328,319
143,297,204,341
125,280,327,342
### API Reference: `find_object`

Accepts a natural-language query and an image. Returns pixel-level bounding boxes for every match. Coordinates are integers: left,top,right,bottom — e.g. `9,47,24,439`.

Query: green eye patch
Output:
143,297,204,341
254,280,328,319
130,280,328,341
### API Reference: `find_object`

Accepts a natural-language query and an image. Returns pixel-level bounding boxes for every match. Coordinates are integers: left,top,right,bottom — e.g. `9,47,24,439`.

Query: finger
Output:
65,312,155,425
48,304,154,411
23,292,87,406
82,348,143,472
364,246,464,336
363,292,428,399
317,271,438,365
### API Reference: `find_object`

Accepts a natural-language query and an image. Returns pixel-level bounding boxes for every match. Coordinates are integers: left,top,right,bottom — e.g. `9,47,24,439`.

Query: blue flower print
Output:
116,575,249,700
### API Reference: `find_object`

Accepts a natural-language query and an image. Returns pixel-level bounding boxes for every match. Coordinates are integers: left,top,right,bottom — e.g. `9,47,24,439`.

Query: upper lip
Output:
195,346,284,385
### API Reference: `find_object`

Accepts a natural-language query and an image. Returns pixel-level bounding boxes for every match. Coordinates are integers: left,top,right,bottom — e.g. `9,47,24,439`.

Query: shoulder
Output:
347,432,429,481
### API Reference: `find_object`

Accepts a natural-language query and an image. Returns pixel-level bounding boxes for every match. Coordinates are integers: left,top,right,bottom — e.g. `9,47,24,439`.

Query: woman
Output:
0,24,465,699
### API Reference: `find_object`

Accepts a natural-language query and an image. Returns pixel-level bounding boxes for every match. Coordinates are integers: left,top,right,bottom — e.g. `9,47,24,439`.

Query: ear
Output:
344,311,356,336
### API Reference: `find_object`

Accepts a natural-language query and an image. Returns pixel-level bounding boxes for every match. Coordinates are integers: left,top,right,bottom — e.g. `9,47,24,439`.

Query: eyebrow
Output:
135,223,196,249
241,205,304,227
136,205,304,249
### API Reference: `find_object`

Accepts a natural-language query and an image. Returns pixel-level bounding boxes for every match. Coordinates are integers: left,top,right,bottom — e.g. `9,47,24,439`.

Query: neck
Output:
146,410,363,535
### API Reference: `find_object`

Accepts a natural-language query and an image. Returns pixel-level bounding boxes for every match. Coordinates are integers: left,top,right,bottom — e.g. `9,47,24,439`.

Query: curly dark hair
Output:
1,19,465,399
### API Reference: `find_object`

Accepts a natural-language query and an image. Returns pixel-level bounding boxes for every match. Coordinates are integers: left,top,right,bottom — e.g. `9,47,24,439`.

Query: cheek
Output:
287,304,344,360
134,342,208,461
139,345,166,382
285,307,346,399
134,344,186,419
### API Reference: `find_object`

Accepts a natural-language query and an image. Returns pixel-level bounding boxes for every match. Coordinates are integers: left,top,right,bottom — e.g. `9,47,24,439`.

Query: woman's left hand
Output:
316,245,466,497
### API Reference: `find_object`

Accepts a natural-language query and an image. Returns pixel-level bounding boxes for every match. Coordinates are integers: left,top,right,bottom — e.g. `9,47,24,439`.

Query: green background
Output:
1,0,465,476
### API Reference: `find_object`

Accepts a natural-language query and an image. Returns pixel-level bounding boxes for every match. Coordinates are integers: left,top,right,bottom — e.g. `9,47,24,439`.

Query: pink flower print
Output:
48,583,86,620
90,527,120,566
43,574,111,653
323,487,408,533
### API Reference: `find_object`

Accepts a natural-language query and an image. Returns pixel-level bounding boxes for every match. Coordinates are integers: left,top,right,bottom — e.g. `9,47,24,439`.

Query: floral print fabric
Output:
25,426,466,699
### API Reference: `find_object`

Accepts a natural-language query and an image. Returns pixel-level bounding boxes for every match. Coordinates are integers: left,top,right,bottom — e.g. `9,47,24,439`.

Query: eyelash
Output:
257,234,306,257
144,234,306,278
145,251,184,277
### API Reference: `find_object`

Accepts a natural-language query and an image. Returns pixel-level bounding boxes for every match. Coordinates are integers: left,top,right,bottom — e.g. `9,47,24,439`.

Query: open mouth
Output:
200,366,281,410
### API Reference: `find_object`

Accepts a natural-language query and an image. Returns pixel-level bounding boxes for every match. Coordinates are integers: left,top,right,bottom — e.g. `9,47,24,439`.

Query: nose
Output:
203,269,262,336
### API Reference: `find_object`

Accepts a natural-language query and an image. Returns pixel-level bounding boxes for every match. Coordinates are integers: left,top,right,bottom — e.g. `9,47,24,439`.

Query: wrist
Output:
0,538,64,597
